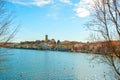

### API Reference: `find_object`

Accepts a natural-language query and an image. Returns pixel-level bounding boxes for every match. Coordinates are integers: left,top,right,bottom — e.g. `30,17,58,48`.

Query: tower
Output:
45,35,48,41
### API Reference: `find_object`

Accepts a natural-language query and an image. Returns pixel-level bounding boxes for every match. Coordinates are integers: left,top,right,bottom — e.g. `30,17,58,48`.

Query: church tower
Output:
45,35,48,41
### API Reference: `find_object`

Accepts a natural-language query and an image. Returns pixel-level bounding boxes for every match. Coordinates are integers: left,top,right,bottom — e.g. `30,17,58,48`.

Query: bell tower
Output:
45,35,48,41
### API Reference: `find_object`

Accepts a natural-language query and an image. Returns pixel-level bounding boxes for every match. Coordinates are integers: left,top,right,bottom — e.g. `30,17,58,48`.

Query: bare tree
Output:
0,0,19,70
0,0,18,46
87,0,120,79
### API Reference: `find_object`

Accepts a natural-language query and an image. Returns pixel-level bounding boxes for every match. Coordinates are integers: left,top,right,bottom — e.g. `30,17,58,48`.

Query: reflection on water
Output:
0,48,113,80
0,48,10,70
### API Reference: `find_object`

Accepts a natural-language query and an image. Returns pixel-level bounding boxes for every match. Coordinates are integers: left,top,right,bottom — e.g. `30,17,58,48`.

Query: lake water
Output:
0,48,113,80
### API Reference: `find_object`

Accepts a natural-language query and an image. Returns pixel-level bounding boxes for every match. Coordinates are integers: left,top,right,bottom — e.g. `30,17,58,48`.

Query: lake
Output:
0,48,113,80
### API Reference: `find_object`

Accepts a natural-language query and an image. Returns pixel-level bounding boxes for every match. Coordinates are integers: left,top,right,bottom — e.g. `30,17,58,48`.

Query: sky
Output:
6,0,93,42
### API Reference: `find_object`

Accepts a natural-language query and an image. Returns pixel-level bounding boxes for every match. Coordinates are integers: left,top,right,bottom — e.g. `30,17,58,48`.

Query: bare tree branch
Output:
86,0,120,79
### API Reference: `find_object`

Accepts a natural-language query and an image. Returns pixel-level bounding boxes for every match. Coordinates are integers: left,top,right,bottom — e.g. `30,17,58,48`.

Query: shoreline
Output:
0,47,89,53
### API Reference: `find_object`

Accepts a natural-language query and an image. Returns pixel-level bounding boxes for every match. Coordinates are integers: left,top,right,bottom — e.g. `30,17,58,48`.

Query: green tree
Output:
57,40,61,44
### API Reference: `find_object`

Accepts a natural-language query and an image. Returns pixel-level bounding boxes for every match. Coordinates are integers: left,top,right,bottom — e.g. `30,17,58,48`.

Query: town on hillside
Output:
0,35,120,54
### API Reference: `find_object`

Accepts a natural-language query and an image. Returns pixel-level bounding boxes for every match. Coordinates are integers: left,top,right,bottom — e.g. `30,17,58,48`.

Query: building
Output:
45,35,48,41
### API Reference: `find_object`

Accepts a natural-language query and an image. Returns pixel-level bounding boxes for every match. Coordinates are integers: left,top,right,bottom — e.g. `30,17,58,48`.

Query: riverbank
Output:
1,40,119,54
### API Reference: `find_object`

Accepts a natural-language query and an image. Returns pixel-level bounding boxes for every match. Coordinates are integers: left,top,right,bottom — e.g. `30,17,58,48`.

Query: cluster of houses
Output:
3,40,86,52
0,35,120,54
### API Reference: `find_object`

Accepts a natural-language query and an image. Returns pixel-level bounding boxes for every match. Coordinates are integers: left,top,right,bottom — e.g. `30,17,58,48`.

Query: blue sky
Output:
6,0,93,42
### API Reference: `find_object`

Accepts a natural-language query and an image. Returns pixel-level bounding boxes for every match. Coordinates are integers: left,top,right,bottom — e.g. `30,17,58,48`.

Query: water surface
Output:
0,48,112,80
